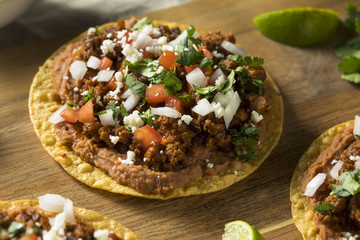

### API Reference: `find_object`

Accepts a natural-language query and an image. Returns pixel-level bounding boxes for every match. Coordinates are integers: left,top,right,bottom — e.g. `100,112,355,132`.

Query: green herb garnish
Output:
356,134,360,140
175,27,204,66
140,109,157,127
25,227,38,235
7,221,24,238
161,69,182,96
66,103,75,108
331,169,360,197
108,102,119,121
131,17,153,31
124,74,147,97
229,124,261,161
199,57,213,69
119,103,128,117
84,86,95,102
125,60,158,78
229,55,264,66
314,201,334,215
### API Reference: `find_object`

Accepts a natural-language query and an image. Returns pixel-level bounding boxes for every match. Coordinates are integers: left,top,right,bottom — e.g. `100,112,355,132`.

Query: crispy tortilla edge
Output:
28,20,284,199
0,200,137,240
289,120,354,240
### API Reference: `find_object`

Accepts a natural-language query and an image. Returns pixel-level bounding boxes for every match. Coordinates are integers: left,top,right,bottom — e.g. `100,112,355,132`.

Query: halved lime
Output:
222,220,264,240
253,8,339,46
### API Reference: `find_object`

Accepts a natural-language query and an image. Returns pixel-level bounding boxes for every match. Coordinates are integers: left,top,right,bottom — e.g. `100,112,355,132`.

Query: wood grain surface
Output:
1,0,360,239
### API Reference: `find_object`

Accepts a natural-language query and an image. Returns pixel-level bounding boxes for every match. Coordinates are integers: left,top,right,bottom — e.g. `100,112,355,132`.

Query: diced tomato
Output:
134,125,162,151
165,97,184,114
199,46,213,59
20,233,38,240
145,84,169,105
159,50,178,71
99,57,113,70
107,78,117,91
60,106,78,123
78,100,96,123
124,31,133,44
184,64,199,74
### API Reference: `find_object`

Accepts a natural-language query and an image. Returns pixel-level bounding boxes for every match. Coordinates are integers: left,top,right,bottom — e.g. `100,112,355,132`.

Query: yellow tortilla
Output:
0,199,137,240
29,20,284,199
290,120,354,240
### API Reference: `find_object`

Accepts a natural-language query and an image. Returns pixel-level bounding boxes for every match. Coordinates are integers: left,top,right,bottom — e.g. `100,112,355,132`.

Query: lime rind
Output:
222,220,264,240
254,8,339,46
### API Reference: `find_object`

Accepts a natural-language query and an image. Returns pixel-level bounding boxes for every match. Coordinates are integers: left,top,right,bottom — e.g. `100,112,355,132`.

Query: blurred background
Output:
0,0,194,50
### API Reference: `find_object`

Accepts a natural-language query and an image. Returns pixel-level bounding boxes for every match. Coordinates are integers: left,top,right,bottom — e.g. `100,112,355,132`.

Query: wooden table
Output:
1,0,359,239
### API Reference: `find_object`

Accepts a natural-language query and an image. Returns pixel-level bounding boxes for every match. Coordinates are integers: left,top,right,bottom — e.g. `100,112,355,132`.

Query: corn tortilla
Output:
290,120,354,240
29,20,284,199
0,199,137,240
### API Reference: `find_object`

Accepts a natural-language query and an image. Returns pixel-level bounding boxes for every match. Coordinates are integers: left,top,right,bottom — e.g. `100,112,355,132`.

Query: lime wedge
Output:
253,8,339,46
222,220,264,240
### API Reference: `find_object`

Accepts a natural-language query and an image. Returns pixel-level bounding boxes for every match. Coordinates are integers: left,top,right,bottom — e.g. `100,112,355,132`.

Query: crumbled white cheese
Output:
95,96,103,107
157,36,168,45
147,60,159,67
143,158,148,162
212,50,224,58
251,111,264,123
161,44,175,52
350,155,360,161
73,87,79,92
100,39,116,56
42,212,66,240
234,171,238,176
184,47,189,52
212,102,224,119
178,119,182,126
109,72,124,100
145,46,162,58
152,27,161,37
113,38,117,43
181,115,193,125
128,31,139,41
160,150,164,154
109,135,119,145
81,90,89,96
118,151,136,165
118,36,128,48
123,110,144,132
122,44,143,63
207,163,214,168
94,230,109,240
87,27,96,35
63,76,69,80
331,159,338,165
106,33,112,38
117,30,127,40
35,222,41,227
156,66,164,74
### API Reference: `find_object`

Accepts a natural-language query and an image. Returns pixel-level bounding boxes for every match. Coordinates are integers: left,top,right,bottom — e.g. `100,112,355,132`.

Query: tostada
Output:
291,116,360,239
0,194,137,240
29,17,283,199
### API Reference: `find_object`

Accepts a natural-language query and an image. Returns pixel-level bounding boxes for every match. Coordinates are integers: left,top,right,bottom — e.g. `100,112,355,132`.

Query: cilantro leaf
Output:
7,221,24,238
125,60,157,78
140,109,157,126
67,103,75,108
341,72,360,84
94,26,100,35
119,103,128,117
199,57,213,69
229,124,261,161
177,93,192,100
131,17,153,31
25,227,38,235
124,74,146,97
108,102,119,121
160,69,182,96
175,31,204,66
334,38,360,58
229,55,264,66
193,85,220,98
314,202,334,215
345,2,360,34
338,56,360,74
93,110,107,116
356,134,360,140
220,70,236,94
84,86,94,102
331,169,360,197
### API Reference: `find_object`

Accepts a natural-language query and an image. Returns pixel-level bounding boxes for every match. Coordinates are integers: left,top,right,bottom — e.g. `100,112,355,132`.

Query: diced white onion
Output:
99,109,117,126
303,173,327,197
63,199,74,222
122,90,140,111
213,90,234,109
192,98,214,116
150,107,181,118
221,40,247,57
97,69,115,82
132,32,156,49
223,91,241,129
186,67,207,88
330,161,343,180
48,104,67,124
355,160,360,169
354,115,360,137
87,56,101,69
69,60,87,80
168,28,199,46
38,194,66,213
209,68,226,84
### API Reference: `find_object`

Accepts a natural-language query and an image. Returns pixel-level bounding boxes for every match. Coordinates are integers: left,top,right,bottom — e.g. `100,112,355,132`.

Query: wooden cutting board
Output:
1,0,359,239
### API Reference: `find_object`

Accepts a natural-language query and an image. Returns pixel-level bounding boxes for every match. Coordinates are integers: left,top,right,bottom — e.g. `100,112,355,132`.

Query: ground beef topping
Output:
300,119,360,240
50,17,271,194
